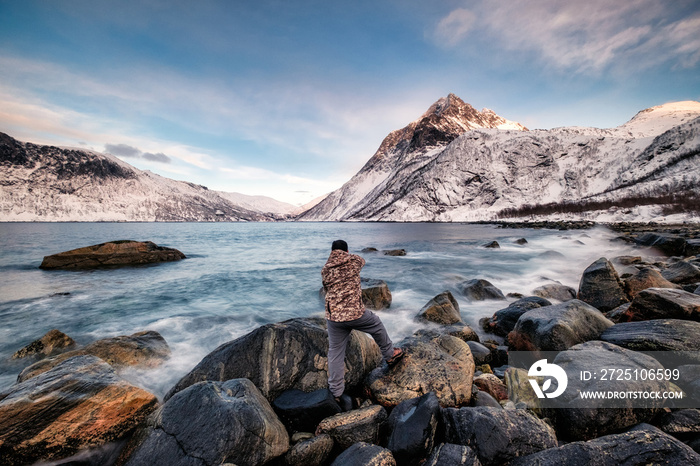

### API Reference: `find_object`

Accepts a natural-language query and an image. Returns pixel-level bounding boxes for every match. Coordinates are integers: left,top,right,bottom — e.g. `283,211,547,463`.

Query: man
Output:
321,239,404,411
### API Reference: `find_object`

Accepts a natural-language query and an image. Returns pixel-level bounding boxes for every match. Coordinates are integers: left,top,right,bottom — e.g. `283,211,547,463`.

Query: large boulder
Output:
316,405,388,450
532,284,576,302
366,333,475,407
272,388,341,433
441,406,557,466
386,392,440,466
0,355,158,466
577,257,629,311
508,299,613,352
510,426,700,465
361,278,393,310
621,288,700,322
654,409,700,441
662,261,700,285
286,433,334,466
39,240,185,269
166,317,382,402
124,378,288,466
600,319,700,354
425,443,481,466
416,291,462,325
473,374,508,402
458,279,506,301
481,296,551,337
623,268,680,298
635,232,687,256
19,330,171,382
330,442,396,466
12,329,76,360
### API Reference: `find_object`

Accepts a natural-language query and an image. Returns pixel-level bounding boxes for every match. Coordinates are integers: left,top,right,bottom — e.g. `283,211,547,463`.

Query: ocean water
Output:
0,222,647,398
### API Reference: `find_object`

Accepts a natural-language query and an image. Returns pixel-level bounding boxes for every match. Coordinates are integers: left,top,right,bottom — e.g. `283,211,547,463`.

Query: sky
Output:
1,0,699,206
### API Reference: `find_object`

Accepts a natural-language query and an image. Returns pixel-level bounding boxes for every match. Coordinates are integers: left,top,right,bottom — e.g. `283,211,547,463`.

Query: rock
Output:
316,405,388,450
442,406,557,466
361,278,393,310
599,319,700,354
18,330,171,382
621,288,700,322
366,333,475,407
509,427,700,465
417,291,462,325
166,317,381,402
12,329,76,360
458,279,506,301
473,390,502,408
635,232,687,256
662,261,700,284
286,433,334,466
687,239,700,256
532,284,577,302
654,409,700,441
515,238,528,245
384,249,406,256
443,324,480,342
425,443,481,466
605,302,632,323
483,241,500,248
481,296,551,336
624,267,680,298
696,284,700,295
466,341,491,365
541,341,671,440
124,378,288,466
386,392,440,466
330,442,396,466
507,299,613,351
473,373,508,402
504,368,542,415
0,355,158,466
362,247,379,252
677,365,700,399
39,240,185,269
272,388,341,433
614,255,643,265
577,257,629,311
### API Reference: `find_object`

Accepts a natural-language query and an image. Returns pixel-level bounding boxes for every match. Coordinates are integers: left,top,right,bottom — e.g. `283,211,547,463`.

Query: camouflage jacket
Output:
321,249,365,322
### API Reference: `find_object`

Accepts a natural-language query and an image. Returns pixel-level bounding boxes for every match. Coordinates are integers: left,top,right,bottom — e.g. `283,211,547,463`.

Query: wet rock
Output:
384,249,406,256
361,278,393,310
19,331,171,382
12,329,76,360
605,302,631,323
473,373,508,402
532,283,576,302
362,247,379,252
509,427,700,465
316,405,388,450
687,239,700,256
286,433,334,466
662,261,700,284
166,317,381,402
621,288,700,322
272,388,341,433
508,299,613,351
458,279,506,301
425,443,481,466
124,378,288,466
417,291,462,325
483,241,500,248
443,324,480,342
654,409,700,441
623,268,680,299
0,355,158,466
367,333,475,407
635,232,687,256
481,296,551,336
614,255,643,266
330,442,396,466
600,319,700,354
386,392,440,466
515,238,528,245
577,257,629,311
466,341,491,365
442,406,557,466
39,240,185,269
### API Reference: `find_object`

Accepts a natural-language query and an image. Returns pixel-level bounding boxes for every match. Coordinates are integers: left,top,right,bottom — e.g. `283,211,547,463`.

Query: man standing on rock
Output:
322,239,404,411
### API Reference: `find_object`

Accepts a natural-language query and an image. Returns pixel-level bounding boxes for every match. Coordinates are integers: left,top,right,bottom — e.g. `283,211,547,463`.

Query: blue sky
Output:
1,1,699,206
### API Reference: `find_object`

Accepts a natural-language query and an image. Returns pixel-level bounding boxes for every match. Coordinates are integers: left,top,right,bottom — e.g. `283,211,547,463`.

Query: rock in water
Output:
532,284,576,302
481,296,551,336
577,257,629,311
124,378,288,466
635,232,687,256
442,406,557,466
18,330,171,382
361,278,393,310
330,442,396,466
12,329,76,360
662,261,700,284
458,279,506,301
367,333,475,407
0,355,158,466
39,240,185,269
416,291,462,325
386,392,440,466
166,317,381,402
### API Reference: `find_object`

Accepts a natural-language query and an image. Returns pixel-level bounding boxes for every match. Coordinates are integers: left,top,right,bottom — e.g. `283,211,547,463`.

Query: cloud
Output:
142,152,171,163
433,8,475,46
105,143,171,163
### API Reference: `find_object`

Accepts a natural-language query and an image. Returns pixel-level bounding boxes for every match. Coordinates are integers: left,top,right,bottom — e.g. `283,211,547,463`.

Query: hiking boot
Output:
387,347,405,367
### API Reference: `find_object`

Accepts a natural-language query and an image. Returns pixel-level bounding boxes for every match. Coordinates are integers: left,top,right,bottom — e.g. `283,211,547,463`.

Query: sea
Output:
0,222,647,398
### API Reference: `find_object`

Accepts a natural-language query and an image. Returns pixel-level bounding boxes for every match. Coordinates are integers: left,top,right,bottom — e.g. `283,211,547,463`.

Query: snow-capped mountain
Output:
0,132,295,222
298,96,700,222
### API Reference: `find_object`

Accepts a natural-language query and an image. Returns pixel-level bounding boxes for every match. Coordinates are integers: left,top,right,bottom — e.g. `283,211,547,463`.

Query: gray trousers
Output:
327,309,394,397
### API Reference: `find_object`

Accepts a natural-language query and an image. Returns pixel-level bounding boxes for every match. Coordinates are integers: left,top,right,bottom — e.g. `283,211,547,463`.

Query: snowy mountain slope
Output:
298,93,528,221
216,191,299,216
0,132,285,222
298,98,700,222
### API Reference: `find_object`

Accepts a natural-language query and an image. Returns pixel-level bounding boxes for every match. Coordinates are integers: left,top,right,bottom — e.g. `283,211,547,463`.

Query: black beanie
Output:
331,239,348,252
